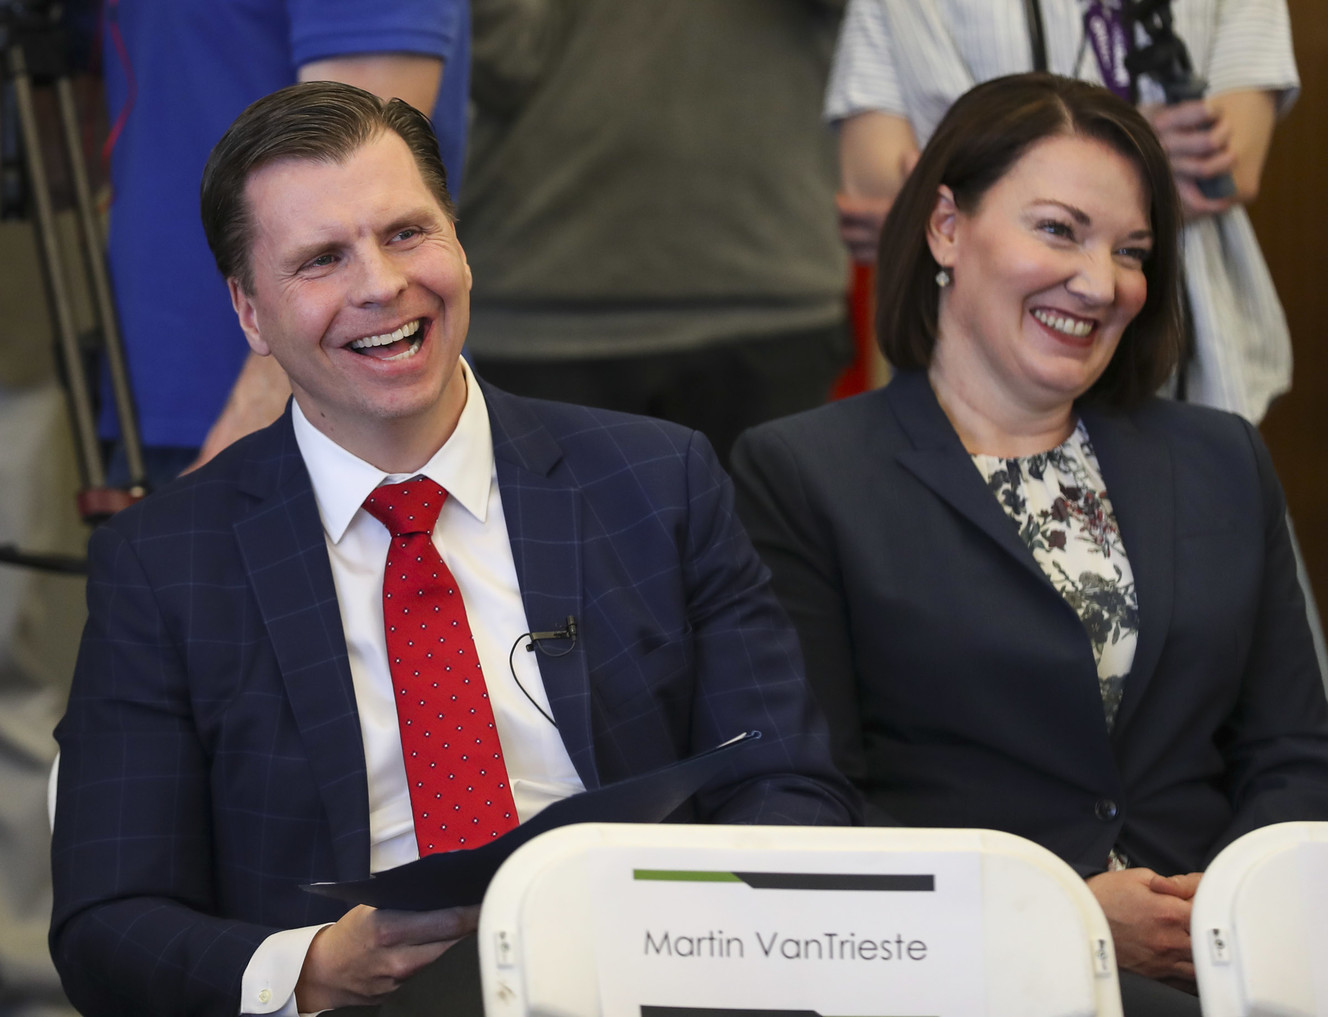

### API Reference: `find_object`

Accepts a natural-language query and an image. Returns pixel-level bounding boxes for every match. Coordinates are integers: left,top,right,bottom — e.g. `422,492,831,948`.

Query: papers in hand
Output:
302,731,762,911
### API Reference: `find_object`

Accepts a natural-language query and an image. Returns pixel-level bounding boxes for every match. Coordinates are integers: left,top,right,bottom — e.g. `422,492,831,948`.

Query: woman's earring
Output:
935,267,952,288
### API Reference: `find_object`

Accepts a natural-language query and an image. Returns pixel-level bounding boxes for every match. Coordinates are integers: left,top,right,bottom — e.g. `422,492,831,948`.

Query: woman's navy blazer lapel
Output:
884,370,1179,739
885,370,1058,594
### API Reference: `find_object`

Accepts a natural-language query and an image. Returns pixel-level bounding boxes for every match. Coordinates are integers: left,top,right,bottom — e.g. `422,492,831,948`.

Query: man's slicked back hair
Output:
201,80,456,294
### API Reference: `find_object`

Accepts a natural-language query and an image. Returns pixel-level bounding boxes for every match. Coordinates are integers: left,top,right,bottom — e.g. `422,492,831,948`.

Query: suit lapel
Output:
1080,405,1175,737
483,385,599,788
888,371,1057,591
233,413,371,879
887,374,1177,735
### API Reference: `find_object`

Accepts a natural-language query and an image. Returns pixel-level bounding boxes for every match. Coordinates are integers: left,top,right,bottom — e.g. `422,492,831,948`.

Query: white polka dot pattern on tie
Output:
363,477,518,854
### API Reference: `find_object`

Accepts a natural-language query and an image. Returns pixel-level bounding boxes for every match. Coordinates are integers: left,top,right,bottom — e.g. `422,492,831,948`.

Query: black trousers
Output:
471,320,852,470
1118,971,1203,1017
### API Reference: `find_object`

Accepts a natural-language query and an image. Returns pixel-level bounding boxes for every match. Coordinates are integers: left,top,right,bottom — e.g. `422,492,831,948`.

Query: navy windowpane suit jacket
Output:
50,381,856,1017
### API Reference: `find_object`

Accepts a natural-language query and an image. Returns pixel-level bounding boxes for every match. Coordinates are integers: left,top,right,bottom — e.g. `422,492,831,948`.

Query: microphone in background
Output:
1124,0,1236,200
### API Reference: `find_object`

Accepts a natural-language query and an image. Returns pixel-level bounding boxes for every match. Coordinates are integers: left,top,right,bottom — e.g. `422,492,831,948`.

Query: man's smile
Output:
348,318,425,360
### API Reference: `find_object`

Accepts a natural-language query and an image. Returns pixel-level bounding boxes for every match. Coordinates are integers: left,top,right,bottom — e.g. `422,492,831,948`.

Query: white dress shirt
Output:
242,362,583,1015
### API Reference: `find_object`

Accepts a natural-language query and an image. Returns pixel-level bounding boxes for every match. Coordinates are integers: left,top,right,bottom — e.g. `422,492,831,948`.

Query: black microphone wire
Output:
507,622,577,727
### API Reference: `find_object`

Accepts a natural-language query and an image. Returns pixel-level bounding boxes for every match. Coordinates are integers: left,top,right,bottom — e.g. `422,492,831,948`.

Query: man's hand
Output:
294,904,481,1012
1087,869,1201,986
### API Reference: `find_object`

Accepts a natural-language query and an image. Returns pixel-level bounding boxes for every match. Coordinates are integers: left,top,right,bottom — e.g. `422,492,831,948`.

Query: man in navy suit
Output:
49,82,856,1017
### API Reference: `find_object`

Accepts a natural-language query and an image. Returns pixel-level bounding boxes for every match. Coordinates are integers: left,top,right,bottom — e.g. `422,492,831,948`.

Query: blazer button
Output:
1094,798,1119,821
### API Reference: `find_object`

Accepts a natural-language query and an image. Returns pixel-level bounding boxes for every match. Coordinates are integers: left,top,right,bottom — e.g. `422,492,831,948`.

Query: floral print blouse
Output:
971,420,1139,732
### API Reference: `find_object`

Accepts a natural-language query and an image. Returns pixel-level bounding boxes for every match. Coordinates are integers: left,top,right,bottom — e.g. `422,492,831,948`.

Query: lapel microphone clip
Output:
526,615,577,648
509,616,578,727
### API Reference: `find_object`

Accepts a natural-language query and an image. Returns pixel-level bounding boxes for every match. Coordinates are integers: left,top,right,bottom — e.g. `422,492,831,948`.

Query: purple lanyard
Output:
1084,0,1134,100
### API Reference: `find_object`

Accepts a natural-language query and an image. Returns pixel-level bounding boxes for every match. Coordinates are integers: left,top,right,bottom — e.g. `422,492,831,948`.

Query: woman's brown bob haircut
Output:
200,80,457,297
875,73,1185,409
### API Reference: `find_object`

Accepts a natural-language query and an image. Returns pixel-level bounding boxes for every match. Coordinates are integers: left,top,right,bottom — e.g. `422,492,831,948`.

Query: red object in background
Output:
831,262,877,400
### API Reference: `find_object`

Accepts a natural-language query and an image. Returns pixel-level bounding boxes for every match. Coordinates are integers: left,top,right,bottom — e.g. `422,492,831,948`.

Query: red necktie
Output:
363,477,518,854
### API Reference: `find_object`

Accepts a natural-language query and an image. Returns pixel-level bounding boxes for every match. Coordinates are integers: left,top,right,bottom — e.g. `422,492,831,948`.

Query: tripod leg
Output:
54,75,147,491
7,43,103,491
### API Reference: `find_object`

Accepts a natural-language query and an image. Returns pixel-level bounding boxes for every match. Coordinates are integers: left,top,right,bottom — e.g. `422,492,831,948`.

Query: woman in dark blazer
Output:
732,74,1328,1011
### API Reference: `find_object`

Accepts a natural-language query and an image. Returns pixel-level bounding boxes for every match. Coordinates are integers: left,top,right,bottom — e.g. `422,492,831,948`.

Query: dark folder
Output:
302,730,761,911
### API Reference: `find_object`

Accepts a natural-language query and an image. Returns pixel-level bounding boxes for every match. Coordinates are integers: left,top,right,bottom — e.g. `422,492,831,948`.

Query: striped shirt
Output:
826,0,1300,423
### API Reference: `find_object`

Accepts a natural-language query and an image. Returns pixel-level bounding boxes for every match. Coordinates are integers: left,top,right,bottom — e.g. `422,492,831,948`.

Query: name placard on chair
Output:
590,845,984,1015
480,824,1120,1017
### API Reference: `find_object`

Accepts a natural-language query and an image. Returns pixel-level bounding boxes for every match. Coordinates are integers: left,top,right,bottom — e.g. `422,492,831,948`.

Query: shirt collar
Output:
292,359,495,543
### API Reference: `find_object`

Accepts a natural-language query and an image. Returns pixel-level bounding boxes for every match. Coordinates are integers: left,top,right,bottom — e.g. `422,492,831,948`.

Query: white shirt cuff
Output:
241,924,332,1016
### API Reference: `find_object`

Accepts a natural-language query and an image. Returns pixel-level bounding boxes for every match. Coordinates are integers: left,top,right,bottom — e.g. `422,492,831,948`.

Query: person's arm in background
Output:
836,110,919,263
1140,89,1277,220
822,0,924,264
298,52,442,112
185,53,444,474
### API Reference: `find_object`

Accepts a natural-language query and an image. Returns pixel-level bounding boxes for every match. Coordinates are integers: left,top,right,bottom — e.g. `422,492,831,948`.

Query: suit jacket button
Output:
1094,798,1119,821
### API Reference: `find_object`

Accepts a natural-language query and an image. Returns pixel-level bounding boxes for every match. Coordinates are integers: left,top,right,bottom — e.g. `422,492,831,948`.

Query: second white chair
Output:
1191,821,1328,1017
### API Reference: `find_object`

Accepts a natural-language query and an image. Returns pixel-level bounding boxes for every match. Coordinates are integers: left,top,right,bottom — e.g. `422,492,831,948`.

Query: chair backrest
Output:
47,751,59,831
478,823,1123,1017
1191,821,1328,1017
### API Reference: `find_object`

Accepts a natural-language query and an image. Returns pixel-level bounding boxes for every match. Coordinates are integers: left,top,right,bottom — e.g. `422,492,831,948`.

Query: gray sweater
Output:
460,0,848,358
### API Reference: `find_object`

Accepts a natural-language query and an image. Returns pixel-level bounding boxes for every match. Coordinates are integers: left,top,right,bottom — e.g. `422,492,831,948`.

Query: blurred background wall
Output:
1252,0,1328,635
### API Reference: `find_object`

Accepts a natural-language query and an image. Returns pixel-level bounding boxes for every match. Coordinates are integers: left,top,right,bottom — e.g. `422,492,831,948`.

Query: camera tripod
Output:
0,2,146,574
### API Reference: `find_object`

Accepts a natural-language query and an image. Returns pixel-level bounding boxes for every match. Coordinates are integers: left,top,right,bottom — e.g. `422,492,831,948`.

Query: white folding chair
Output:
478,823,1123,1017
47,750,59,831
1191,821,1328,1017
